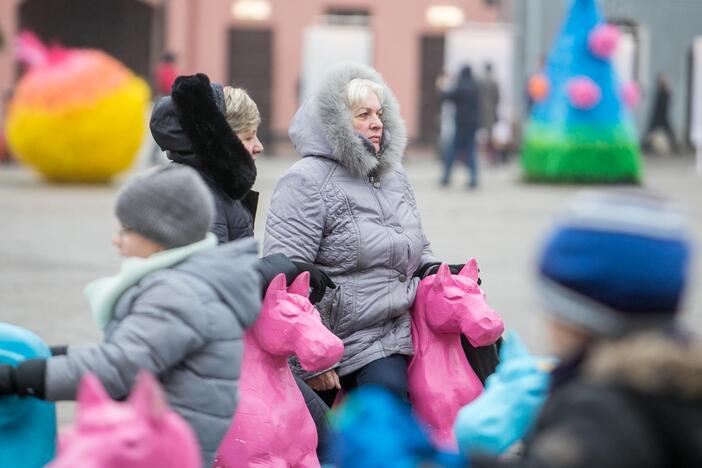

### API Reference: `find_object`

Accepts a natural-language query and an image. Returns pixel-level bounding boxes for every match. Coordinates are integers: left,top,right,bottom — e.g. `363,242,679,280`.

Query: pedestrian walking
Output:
152,52,179,98
643,73,679,154
480,63,500,164
440,65,482,188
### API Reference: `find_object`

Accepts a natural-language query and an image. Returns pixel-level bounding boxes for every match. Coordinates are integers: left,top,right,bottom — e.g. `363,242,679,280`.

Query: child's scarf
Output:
84,233,217,329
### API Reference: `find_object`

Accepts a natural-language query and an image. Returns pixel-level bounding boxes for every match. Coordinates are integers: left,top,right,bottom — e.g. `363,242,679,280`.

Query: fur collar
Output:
292,63,407,178
168,74,256,200
584,332,702,399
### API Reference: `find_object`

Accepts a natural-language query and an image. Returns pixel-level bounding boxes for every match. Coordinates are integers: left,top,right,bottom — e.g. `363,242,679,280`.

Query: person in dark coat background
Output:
149,73,337,463
643,73,679,154
480,63,500,164
440,65,482,188
456,190,702,468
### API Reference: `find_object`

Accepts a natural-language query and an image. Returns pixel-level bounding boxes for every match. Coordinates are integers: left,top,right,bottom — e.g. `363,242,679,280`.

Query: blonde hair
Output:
345,78,384,111
222,86,261,134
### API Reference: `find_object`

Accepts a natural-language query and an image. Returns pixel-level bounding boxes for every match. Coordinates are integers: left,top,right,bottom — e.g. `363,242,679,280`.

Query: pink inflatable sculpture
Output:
48,371,200,468
214,272,344,468
408,261,504,449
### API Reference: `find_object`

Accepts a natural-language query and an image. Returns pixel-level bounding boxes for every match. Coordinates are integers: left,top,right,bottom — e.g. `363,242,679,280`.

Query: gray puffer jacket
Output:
45,239,261,466
264,64,437,379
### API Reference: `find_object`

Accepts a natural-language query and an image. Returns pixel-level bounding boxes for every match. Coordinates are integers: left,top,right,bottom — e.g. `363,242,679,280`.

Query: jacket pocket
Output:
328,284,345,333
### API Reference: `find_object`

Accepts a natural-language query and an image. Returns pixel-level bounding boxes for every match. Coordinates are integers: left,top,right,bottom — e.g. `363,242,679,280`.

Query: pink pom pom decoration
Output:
622,82,641,108
567,77,602,110
589,24,620,59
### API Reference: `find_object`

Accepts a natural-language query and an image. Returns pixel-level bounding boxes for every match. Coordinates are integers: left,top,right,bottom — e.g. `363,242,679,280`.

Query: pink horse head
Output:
252,272,343,372
215,272,344,468
48,371,200,468
408,260,504,449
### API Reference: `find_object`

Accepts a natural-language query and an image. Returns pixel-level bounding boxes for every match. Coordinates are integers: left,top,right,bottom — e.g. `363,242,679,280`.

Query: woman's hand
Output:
306,370,341,391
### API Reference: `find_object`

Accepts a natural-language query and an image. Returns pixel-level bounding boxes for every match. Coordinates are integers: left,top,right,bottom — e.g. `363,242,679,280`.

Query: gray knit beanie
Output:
115,165,214,249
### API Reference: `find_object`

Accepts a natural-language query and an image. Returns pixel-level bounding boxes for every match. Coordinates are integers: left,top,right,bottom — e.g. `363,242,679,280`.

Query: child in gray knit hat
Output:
113,164,215,257
0,165,263,466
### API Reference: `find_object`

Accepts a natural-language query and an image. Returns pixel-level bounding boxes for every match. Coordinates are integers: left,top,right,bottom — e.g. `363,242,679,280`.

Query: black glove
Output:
291,261,336,304
50,345,68,356
415,262,482,286
0,360,46,398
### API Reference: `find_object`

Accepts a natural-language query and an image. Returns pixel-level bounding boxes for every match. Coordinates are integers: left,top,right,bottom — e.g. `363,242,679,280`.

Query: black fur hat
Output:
151,73,256,200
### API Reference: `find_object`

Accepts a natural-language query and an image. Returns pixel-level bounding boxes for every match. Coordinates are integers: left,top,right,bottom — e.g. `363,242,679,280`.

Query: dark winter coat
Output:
264,63,438,379
443,66,482,135
472,332,702,468
150,73,257,243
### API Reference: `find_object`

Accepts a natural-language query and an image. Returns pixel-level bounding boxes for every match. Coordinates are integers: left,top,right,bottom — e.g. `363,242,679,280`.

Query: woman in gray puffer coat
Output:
264,64,442,401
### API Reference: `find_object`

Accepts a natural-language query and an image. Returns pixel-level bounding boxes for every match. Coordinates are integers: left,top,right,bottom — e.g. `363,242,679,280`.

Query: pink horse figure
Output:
408,260,504,449
48,371,201,468
215,272,344,468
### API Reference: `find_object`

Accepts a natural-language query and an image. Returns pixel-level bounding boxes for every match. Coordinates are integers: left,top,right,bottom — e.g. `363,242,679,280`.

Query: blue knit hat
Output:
537,190,692,336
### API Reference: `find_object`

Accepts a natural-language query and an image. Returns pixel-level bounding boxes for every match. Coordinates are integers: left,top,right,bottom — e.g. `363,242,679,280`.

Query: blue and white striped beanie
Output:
537,190,692,336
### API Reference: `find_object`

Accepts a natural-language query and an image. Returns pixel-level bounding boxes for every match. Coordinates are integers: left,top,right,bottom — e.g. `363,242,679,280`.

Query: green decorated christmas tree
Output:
521,0,643,183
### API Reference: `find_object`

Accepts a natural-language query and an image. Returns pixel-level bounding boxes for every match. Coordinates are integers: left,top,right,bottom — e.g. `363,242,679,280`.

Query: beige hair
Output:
345,78,384,111
222,86,261,134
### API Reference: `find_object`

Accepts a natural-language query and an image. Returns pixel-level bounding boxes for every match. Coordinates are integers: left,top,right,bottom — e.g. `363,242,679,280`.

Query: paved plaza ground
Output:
1,149,701,425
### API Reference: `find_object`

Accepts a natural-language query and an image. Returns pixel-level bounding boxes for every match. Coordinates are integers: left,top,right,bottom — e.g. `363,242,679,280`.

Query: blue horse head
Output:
0,323,56,467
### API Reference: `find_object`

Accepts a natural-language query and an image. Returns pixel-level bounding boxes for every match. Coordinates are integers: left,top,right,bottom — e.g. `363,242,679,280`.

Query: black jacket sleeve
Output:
256,253,298,294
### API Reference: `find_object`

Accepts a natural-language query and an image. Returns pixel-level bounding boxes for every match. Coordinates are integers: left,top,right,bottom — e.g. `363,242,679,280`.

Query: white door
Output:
300,24,373,102
691,37,702,175
612,31,637,85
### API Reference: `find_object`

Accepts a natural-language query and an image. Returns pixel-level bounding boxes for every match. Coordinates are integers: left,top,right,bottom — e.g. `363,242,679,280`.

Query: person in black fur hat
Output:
149,73,336,462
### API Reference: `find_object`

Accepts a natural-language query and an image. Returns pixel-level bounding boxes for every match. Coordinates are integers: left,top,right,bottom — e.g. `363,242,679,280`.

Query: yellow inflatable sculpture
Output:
6,32,150,182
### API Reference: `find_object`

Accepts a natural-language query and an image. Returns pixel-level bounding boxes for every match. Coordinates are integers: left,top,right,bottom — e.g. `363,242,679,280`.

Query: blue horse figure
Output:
0,323,56,467
329,386,466,468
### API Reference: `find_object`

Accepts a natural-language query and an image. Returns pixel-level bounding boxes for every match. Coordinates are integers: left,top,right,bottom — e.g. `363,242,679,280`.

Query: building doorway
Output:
418,35,445,145
228,28,273,144
18,0,160,79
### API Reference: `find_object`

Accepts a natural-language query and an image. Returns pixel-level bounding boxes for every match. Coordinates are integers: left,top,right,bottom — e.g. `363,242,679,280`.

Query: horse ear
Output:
432,263,453,292
129,370,166,424
289,271,311,297
77,373,110,409
266,273,288,294
459,258,480,283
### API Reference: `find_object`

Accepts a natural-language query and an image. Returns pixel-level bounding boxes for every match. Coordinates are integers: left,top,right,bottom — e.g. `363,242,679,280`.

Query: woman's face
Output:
351,93,383,153
237,127,264,160
112,226,165,258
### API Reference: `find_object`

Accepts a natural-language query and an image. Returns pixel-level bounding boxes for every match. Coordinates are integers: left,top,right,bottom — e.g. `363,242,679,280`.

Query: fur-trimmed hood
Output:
288,63,407,178
584,332,702,399
149,73,256,200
